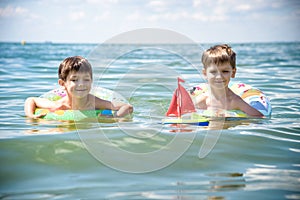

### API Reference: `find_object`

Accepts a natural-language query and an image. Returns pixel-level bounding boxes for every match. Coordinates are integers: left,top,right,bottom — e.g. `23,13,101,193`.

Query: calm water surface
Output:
0,42,300,199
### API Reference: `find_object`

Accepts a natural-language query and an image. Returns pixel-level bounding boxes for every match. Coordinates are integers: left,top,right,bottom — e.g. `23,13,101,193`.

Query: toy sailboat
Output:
163,77,209,126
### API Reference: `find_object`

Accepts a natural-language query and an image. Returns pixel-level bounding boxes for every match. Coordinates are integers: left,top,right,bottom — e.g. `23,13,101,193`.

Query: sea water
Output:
0,42,299,199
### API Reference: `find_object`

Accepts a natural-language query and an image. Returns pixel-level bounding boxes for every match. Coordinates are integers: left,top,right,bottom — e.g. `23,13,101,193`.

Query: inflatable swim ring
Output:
34,87,128,121
190,81,272,118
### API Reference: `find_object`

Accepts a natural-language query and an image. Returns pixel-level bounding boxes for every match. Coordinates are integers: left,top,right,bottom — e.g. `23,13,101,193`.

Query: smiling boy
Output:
195,44,263,117
24,56,133,119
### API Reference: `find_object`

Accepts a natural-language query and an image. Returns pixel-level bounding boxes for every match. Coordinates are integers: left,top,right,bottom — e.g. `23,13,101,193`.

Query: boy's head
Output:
58,56,93,81
202,44,236,69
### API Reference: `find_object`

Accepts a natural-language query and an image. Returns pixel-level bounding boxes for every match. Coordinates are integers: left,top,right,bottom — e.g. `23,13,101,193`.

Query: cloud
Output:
94,11,111,22
147,0,168,12
0,5,28,17
69,11,85,21
0,0,299,43
126,11,141,21
234,4,252,11
147,10,227,22
86,0,118,4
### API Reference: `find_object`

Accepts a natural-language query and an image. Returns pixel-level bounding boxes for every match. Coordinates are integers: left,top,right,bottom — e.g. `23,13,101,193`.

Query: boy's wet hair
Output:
58,56,93,81
202,44,236,69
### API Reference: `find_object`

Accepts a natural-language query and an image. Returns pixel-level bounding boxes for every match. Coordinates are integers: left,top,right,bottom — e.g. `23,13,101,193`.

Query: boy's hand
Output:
116,104,133,117
32,112,47,119
25,111,47,119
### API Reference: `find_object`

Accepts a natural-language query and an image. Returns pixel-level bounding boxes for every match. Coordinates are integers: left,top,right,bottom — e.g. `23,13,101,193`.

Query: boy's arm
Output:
94,97,133,117
195,94,208,109
24,97,56,118
235,96,264,118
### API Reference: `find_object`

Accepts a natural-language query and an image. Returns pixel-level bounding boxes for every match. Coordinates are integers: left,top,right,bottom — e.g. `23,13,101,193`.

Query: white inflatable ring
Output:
190,81,272,117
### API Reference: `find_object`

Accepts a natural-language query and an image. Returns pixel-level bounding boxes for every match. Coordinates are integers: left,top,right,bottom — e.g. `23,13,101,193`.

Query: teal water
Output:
0,42,300,199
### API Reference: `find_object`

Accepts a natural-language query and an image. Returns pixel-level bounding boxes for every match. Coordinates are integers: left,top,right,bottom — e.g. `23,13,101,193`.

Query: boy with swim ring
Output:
24,56,133,119
194,44,263,117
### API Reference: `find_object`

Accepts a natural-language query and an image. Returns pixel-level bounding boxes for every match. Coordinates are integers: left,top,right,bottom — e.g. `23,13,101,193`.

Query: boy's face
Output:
59,71,92,98
202,63,236,88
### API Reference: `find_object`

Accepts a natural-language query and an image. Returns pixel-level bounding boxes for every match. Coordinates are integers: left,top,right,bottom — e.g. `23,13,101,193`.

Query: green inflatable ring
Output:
34,87,127,121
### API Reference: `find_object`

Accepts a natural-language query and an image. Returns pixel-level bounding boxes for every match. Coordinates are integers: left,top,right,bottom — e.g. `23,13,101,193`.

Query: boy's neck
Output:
209,85,230,100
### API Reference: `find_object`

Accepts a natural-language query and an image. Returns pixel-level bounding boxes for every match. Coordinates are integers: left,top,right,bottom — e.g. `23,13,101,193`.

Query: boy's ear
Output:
202,68,207,78
58,79,65,86
231,68,236,78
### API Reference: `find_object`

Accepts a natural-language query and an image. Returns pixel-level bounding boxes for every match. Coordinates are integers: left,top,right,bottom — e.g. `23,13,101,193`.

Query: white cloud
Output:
126,11,141,21
193,0,200,7
147,0,168,12
94,11,111,21
148,0,165,7
147,11,188,22
69,11,85,21
193,12,227,22
86,0,119,4
235,4,252,11
193,0,212,8
147,10,227,22
0,5,28,17
0,0,299,43
191,13,208,21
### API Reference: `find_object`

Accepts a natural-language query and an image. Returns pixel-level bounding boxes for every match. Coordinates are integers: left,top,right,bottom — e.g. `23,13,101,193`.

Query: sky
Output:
0,0,300,44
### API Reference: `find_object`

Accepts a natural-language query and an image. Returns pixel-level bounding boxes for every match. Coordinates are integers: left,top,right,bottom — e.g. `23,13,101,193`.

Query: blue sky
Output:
0,0,299,43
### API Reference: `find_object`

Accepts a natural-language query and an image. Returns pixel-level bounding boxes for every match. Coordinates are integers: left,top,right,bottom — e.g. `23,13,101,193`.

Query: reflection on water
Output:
164,118,257,133
206,118,251,130
245,167,300,192
24,116,261,136
24,117,132,135
107,172,246,199
24,119,78,135
208,172,245,193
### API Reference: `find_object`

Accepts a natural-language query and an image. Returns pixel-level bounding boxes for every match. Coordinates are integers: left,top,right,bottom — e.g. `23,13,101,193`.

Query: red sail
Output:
166,77,196,117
